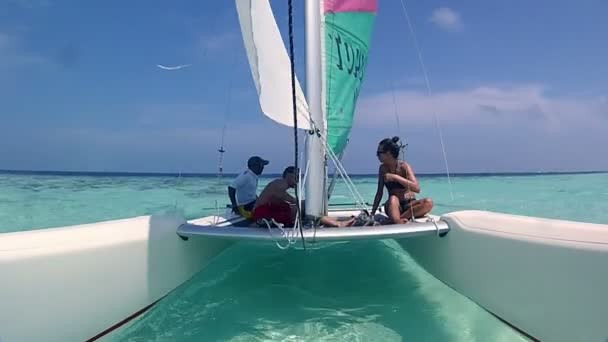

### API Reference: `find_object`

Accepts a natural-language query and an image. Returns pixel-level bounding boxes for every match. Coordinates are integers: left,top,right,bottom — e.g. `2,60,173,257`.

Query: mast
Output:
304,0,327,219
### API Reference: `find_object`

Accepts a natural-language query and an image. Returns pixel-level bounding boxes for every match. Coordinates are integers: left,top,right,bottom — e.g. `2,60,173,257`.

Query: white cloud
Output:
429,7,463,32
351,84,608,172
357,84,606,129
3,78,606,173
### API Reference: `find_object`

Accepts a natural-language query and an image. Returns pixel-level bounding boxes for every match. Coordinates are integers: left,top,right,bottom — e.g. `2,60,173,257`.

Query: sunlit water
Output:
2,171,606,341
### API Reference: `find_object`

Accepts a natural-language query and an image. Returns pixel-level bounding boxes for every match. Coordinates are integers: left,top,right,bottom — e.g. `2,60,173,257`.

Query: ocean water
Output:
2,171,607,341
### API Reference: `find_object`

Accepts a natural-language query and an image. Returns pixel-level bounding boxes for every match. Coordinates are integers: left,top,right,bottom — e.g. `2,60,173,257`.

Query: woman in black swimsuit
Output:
370,136,434,224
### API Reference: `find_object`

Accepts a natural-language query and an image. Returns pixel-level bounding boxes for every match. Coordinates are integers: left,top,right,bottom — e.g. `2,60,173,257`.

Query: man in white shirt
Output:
228,156,269,219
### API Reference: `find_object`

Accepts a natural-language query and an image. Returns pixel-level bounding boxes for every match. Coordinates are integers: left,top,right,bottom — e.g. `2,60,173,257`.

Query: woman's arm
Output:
371,165,385,215
385,163,420,193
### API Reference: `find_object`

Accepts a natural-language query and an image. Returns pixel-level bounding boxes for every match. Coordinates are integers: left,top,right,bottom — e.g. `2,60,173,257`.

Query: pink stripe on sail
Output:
324,0,378,13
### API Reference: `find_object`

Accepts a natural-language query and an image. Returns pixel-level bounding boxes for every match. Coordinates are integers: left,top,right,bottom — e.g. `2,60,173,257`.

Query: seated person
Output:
228,156,268,219
370,136,434,224
253,166,355,227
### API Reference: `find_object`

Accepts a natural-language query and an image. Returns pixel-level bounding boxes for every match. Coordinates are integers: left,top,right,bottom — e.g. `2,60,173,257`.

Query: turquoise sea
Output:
1,171,607,341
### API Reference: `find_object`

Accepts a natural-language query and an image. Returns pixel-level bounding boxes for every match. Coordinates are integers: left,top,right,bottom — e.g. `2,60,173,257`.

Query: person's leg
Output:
385,195,406,224
320,216,356,227
243,201,256,212
287,201,305,224
400,198,434,220
253,203,294,227
238,200,256,219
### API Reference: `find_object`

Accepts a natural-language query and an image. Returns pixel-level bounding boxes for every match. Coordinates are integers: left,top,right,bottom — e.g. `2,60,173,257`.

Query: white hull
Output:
399,210,608,342
0,215,232,342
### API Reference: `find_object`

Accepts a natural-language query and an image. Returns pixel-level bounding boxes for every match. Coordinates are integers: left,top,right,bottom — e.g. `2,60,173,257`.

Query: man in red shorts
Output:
253,166,355,227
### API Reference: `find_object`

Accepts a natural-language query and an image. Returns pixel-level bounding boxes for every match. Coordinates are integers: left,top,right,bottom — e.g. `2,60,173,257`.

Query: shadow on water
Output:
111,239,527,341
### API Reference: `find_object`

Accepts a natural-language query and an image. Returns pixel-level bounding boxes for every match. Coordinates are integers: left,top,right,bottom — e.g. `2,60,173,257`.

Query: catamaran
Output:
1,1,606,341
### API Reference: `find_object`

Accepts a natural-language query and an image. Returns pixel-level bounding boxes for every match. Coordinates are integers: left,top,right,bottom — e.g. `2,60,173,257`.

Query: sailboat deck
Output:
179,211,449,243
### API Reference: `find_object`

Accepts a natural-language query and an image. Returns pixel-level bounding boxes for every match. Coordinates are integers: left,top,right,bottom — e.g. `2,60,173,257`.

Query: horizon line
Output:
1,168,606,178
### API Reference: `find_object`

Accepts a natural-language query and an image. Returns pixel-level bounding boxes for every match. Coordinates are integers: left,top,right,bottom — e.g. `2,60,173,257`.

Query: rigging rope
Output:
283,6,367,218
217,51,238,181
327,139,348,200
325,141,368,209
296,109,369,214
389,80,407,159
287,0,306,249
389,81,416,220
390,81,403,148
397,0,454,200
261,218,299,250
311,126,370,212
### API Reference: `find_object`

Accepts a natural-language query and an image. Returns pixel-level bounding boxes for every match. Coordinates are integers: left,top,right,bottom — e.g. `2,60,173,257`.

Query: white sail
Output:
235,0,312,130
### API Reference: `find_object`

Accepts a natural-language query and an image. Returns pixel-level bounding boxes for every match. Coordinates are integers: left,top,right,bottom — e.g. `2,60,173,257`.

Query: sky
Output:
1,0,607,174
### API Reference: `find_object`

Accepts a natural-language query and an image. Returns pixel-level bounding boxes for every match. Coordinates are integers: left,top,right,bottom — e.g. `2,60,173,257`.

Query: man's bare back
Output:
254,178,296,209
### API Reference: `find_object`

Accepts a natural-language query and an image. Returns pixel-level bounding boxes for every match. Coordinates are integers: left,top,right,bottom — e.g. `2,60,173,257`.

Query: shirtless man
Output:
253,166,355,227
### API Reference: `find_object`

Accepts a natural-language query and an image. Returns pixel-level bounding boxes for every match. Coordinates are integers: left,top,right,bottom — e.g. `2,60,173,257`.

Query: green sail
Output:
324,8,377,155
